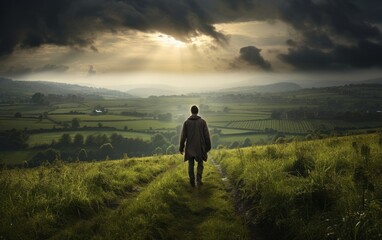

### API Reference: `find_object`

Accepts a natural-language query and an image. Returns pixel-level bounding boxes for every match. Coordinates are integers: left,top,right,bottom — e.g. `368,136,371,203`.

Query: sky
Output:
1,0,382,92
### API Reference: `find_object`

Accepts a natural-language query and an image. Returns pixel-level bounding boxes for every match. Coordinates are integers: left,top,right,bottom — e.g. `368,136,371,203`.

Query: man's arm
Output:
179,122,187,154
204,121,211,152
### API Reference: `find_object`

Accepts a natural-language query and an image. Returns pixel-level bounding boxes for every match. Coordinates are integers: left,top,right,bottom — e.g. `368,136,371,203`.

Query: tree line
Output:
29,132,179,167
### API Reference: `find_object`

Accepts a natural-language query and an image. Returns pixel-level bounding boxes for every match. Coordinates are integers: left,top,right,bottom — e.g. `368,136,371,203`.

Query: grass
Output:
78,160,249,239
0,153,248,240
0,156,178,239
0,118,55,131
0,150,38,165
213,133,382,239
1,133,382,239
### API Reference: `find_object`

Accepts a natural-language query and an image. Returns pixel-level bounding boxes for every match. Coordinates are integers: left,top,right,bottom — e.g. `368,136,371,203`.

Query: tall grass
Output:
0,156,177,239
214,133,382,240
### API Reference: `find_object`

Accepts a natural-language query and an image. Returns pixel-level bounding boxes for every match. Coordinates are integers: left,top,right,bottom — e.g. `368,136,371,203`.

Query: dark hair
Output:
191,105,198,114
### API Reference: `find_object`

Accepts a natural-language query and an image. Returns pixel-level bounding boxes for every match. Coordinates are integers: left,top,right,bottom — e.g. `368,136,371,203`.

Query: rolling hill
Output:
222,82,302,93
0,77,135,100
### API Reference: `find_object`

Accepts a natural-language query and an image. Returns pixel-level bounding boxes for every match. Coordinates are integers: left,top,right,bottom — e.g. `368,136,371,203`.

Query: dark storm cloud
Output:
279,40,382,70
0,0,230,56
277,0,382,70
239,46,272,70
1,0,382,71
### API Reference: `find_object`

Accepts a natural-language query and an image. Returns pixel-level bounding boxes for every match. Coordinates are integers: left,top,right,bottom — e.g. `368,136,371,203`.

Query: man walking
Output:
179,105,211,187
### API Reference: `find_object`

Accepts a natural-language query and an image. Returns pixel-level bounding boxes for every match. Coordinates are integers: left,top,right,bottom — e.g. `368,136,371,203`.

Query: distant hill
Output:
0,77,135,100
356,77,382,85
126,87,177,97
222,82,302,93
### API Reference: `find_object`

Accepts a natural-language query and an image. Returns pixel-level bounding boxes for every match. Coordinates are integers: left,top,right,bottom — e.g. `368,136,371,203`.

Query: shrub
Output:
288,155,315,177
77,149,88,161
98,143,113,160
30,148,61,167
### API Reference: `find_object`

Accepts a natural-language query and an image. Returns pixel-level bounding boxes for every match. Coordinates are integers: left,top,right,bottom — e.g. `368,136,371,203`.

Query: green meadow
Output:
1,133,381,239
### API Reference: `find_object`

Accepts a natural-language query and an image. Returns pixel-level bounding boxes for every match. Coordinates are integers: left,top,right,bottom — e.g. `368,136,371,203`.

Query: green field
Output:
225,119,382,133
0,117,55,131
1,85,382,166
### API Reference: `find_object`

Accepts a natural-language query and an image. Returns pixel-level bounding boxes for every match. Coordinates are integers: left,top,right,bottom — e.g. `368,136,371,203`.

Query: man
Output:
179,105,211,187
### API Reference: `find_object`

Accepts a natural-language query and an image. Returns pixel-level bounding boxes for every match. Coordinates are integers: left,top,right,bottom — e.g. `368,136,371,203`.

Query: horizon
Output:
3,70,382,96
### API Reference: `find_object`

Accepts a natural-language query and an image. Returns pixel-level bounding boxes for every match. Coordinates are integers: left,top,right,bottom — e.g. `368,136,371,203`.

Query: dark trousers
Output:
188,158,204,186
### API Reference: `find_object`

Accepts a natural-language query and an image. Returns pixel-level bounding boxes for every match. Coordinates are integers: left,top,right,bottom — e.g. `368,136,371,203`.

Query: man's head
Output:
191,105,199,115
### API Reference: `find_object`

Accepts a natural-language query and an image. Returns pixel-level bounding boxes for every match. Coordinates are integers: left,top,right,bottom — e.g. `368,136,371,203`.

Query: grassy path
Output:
63,160,249,239
1,155,249,239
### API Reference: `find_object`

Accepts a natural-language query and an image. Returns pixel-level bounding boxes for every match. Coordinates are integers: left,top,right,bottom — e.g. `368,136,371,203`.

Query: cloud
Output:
1,0,382,71
277,0,382,70
0,0,231,57
238,46,271,70
279,40,382,70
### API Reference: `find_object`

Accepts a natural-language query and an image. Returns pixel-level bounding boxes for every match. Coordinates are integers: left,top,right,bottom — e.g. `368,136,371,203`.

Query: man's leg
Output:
196,160,204,186
188,158,195,187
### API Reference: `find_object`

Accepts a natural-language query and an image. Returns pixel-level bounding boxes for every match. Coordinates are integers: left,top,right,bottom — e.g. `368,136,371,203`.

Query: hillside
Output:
0,77,135,100
222,82,302,93
1,133,381,239
126,87,177,97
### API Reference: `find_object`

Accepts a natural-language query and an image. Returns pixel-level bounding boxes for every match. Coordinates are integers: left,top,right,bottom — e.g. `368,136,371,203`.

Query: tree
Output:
166,144,176,154
85,134,96,147
229,141,240,149
211,134,220,148
158,113,172,121
110,133,124,147
155,147,163,155
59,133,72,146
30,148,61,167
170,135,179,145
31,92,45,105
77,148,88,161
95,134,109,146
98,143,113,160
71,118,80,129
73,133,84,146
151,133,169,150
242,138,253,147
14,112,22,118
0,130,29,150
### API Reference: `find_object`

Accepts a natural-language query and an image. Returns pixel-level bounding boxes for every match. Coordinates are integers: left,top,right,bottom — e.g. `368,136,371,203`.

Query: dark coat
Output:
179,114,211,162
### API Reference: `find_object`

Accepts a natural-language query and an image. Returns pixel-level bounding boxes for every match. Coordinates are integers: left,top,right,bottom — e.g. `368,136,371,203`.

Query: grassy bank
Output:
0,156,178,239
214,133,382,239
